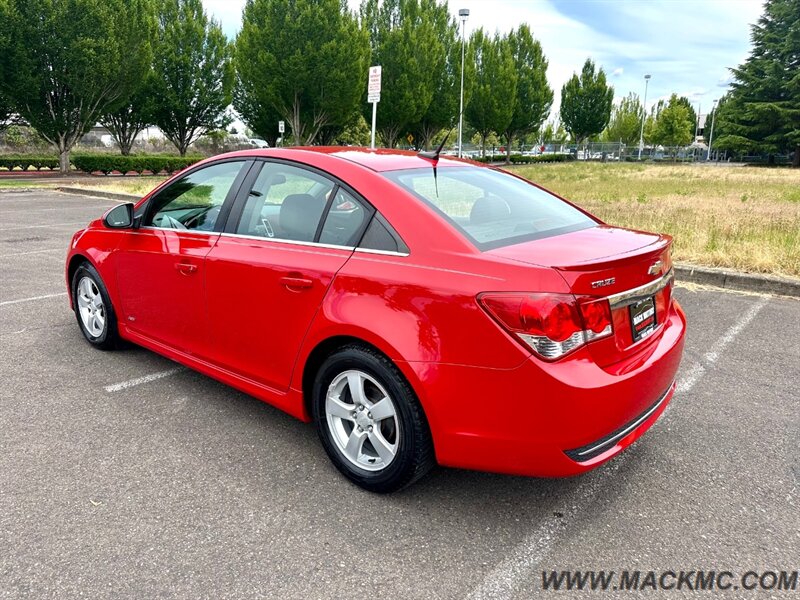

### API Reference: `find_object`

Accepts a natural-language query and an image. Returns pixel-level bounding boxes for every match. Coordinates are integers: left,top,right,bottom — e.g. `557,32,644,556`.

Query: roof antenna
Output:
417,129,453,161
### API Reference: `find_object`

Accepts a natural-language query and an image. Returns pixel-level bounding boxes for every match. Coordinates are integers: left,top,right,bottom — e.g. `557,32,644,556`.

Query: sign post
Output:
367,66,381,150
278,120,285,147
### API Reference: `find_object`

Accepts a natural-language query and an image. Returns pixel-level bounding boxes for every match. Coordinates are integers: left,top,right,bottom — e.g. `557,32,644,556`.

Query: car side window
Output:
147,161,246,231
236,162,335,242
359,214,409,254
318,189,369,246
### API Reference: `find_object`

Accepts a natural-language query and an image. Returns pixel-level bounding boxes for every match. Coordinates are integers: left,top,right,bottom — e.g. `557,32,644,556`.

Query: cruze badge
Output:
648,261,663,276
591,277,615,289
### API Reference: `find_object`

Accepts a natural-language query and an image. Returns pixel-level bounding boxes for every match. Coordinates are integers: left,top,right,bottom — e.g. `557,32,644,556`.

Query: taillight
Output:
478,293,613,360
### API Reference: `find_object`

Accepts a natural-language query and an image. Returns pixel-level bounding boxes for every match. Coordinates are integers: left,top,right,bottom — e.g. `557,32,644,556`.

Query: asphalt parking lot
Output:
1,189,798,599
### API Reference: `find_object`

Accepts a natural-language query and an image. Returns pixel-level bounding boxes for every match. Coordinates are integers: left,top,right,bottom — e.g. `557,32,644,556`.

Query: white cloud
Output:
612,67,624,77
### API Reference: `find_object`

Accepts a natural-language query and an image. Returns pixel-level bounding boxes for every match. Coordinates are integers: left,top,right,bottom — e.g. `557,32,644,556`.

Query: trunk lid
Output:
488,225,674,366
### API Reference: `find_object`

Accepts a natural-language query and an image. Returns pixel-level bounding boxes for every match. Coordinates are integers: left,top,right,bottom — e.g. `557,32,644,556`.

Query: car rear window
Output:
382,166,597,250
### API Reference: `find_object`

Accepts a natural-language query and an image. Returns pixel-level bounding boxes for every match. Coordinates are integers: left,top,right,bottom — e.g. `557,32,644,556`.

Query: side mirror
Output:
102,203,134,229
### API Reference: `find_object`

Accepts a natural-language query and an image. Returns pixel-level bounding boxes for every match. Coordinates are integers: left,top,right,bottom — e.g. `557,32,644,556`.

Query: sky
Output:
201,0,765,121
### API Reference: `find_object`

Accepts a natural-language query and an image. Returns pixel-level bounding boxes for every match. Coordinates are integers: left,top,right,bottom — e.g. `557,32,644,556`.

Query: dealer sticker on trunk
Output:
630,296,657,342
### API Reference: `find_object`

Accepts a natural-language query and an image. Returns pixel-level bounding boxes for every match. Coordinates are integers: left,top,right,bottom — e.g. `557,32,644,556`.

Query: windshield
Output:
382,166,597,250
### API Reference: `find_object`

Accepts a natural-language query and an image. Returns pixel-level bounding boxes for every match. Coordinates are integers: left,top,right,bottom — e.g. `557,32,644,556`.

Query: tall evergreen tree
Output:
361,0,444,148
560,58,614,146
464,29,517,157
0,0,154,172
236,0,368,146
150,0,234,156
727,0,800,166
501,25,552,163
409,1,462,150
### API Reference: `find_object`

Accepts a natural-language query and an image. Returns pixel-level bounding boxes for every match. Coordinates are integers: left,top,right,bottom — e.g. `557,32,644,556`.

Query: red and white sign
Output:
368,66,381,103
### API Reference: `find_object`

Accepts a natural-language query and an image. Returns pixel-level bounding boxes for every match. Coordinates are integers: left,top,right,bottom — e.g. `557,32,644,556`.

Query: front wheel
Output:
312,345,435,493
71,262,119,350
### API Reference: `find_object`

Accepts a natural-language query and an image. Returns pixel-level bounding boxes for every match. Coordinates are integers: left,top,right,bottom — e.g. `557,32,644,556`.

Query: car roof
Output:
217,146,477,172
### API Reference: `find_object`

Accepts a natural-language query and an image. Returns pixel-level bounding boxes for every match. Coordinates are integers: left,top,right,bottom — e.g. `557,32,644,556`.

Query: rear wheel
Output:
312,345,435,493
71,262,119,350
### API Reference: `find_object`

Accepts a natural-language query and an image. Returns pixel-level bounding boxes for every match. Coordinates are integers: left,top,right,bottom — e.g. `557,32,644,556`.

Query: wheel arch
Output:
299,334,429,433
66,253,95,307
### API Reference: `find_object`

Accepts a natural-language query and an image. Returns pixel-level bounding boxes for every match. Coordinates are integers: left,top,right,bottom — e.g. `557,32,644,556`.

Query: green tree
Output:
652,94,694,149
727,0,800,166
672,95,699,138
234,72,283,147
501,25,552,163
236,0,368,146
150,0,234,156
602,93,643,145
541,119,568,144
101,84,156,155
707,93,754,158
465,29,517,157
408,1,465,150
362,0,445,147
0,93,13,134
560,58,614,146
0,0,153,172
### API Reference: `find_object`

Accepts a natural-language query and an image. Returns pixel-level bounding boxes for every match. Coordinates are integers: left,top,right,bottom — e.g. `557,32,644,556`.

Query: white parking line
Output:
467,295,771,600
104,367,185,393
0,248,63,259
0,222,87,231
0,292,67,307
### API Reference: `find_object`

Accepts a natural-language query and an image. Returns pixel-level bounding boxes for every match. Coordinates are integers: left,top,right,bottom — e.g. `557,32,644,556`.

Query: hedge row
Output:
0,154,201,174
508,153,574,164
469,153,575,164
70,154,201,175
0,155,60,170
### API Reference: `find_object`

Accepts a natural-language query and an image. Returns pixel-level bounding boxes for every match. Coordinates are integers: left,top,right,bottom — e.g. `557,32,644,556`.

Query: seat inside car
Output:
280,193,327,241
470,195,512,225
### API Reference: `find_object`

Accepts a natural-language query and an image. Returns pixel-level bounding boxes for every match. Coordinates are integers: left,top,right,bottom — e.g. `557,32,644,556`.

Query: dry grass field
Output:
4,161,797,277
513,162,800,278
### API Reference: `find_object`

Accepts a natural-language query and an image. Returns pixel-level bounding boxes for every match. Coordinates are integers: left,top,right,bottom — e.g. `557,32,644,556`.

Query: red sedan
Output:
66,148,686,492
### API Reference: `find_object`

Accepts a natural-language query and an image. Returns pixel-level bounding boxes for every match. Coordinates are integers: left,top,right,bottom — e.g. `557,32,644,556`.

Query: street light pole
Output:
637,74,651,160
694,102,701,141
457,8,469,159
706,99,718,161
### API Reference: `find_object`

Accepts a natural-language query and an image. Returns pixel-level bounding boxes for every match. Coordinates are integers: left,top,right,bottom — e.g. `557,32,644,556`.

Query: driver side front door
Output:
115,159,250,359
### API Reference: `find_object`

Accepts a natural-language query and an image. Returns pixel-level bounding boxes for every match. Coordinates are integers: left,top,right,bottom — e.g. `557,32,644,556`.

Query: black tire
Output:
312,344,435,493
71,262,119,350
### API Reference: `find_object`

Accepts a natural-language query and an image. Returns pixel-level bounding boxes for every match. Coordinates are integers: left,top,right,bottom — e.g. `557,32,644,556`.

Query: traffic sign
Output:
368,65,382,94
278,120,285,134
367,92,380,103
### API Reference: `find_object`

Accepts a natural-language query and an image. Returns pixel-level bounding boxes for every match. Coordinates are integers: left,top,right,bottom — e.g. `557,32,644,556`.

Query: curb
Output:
675,263,800,298
57,186,141,203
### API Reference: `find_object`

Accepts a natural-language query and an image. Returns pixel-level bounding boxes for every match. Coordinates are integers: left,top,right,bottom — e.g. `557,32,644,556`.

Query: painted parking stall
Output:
1,190,797,598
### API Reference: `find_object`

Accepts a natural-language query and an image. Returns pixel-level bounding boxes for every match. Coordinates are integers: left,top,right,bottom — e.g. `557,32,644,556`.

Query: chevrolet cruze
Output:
66,148,686,492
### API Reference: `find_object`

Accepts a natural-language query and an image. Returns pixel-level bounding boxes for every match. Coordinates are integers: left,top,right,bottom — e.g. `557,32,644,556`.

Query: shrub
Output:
70,154,201,175
0,155,60,170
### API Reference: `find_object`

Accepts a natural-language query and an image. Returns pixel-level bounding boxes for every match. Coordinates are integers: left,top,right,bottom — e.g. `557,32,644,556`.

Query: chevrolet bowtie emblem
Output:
648,261,663,276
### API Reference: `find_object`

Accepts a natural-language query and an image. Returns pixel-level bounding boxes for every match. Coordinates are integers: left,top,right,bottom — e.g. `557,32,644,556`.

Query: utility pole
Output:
637,74,651,160
706,99,718,161
457,8,469,158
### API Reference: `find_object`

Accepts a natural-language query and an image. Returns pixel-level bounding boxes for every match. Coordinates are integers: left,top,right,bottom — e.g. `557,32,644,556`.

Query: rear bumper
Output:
404,299,686,477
